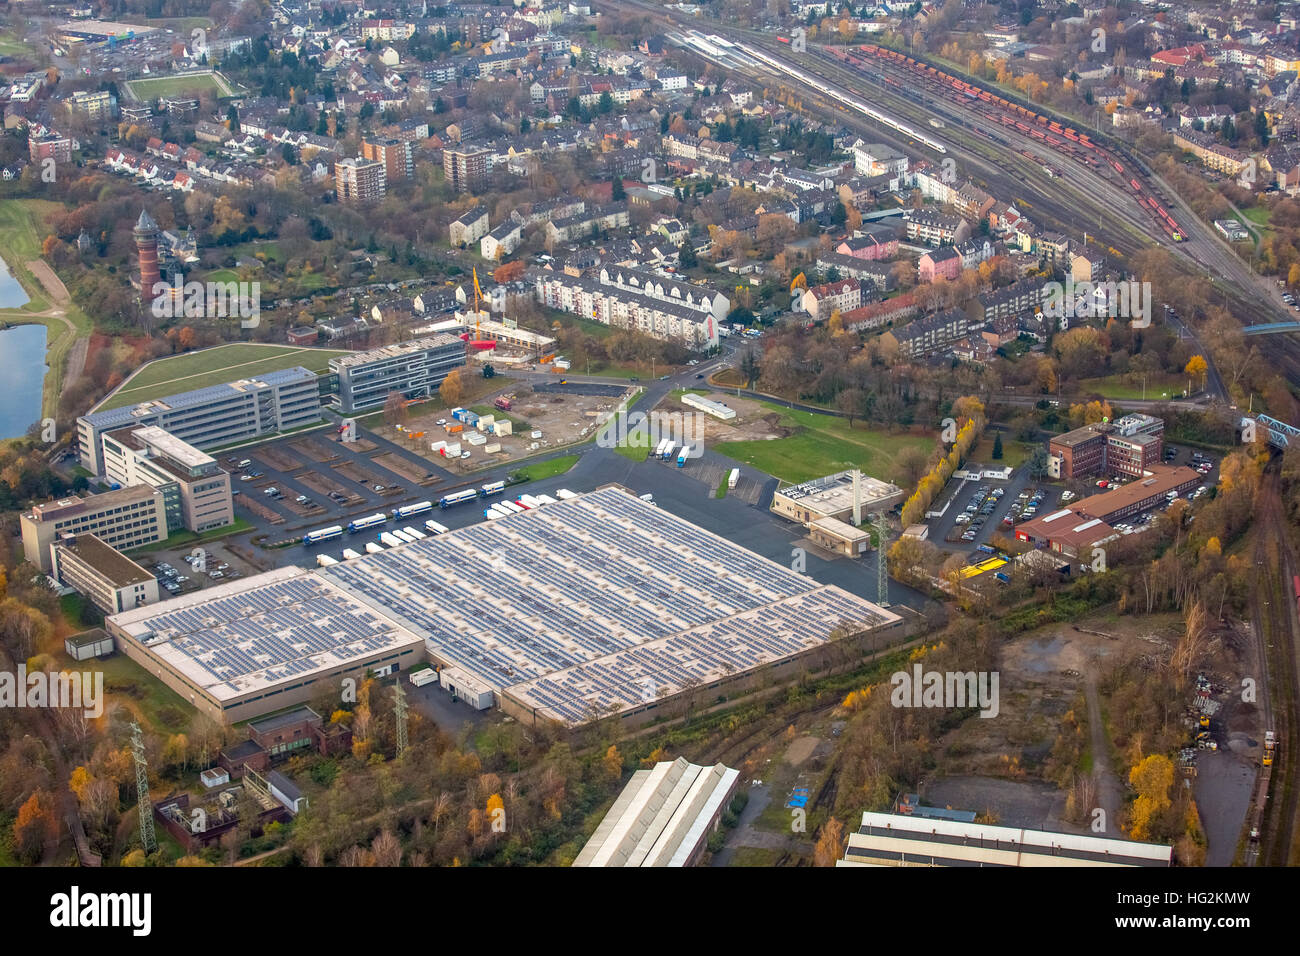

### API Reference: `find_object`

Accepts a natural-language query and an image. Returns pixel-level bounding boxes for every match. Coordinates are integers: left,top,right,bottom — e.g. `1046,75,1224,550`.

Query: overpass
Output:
1245,413,1300,448
1242,322,1300,336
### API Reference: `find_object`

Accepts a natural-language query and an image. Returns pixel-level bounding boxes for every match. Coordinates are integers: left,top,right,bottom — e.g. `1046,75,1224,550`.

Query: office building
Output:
100,425,233,533
335,156,387,204
21,485,167,571
77,367,321,475
443,146,491,193
330,334,466,413
50,533,160,615
1049,413,1164,480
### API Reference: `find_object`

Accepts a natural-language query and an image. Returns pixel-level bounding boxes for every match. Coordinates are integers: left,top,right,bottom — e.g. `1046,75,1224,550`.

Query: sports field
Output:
714,402,934,486
123,71,235,101
96,344,351,411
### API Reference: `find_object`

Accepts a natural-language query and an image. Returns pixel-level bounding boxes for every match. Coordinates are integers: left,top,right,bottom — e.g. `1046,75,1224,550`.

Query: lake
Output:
0,323,47,440
0,256,30,309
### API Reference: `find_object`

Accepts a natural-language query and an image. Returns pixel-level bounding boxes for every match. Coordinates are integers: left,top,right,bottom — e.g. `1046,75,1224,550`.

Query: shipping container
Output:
410,669,439,687
424,519,449,535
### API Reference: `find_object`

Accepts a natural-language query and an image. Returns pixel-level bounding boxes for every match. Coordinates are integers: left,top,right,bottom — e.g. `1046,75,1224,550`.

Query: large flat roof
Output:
107,567,426,704
773,470,901,515
323,487,902,725
330,334,462,370
27,484,160,523
53,534,155,588
131,425,216,469
83,367,317,430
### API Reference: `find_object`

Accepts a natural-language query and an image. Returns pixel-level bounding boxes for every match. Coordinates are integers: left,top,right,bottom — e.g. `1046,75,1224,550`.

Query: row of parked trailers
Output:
833,45,1186,243
483,492,559,520
652,438,694,467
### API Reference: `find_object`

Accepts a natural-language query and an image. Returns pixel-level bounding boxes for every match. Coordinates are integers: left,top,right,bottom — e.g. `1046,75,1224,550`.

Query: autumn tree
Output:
438,369,465,408
383,391,410,428
13,790,58,863
813,815,845,866
1128,754,1174,840
1185,354,1208,391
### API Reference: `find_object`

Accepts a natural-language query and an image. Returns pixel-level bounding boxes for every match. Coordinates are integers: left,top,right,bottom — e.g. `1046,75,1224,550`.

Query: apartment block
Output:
443,146,491,193
50,533,159,615
101,425,233,533
21,485,167,571
330,334,467,413
78,367,321,476
362,136,414,182
449,206,490,247
335,156,387,204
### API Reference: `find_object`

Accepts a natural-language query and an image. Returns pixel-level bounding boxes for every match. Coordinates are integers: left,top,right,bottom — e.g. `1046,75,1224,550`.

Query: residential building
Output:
880,308,979,359
77,367,321,476
361,136,414,181
100,425,233,534
449,206,490,247
481,220,523,260
329,334,467,413
801,278,862,321
21,485,167,571
851,141,908,177
29,132,72,164
69,89,118,120
335,156,386,204
443,146,492,193
903,208,971,246
49,533,159,615
535,269,721,348
918,247,961,282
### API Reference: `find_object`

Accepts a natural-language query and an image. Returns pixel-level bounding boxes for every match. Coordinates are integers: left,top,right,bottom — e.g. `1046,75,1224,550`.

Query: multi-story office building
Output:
335,156,387,204
78,367,322,476
101,425,234,533
443,147,491,193
330,335,466,413
50,533,159,615
21,485,167,571
361,136,413,182
1049,413,1164,479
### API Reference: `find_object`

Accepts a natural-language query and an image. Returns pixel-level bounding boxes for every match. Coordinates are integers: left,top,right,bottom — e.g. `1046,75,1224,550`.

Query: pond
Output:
0,323,47,440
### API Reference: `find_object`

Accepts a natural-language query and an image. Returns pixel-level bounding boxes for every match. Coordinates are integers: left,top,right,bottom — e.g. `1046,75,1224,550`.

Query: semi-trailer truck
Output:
378,531,404,548
341,548,362,561
727,468,740,489
364,542,384,554
677,445,690,467
424,519,449,534
402,526,427,539
316,554,339,567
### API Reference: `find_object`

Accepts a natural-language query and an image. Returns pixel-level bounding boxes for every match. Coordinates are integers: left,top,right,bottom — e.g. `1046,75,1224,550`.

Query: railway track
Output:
1252,464,1300,865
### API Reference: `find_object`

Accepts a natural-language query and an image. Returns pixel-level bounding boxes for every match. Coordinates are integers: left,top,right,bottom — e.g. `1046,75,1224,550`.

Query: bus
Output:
424,519,449,535
348,513,388,533
393,500,433,519
479,480,506,498
303,525,344,545
440,489,479,508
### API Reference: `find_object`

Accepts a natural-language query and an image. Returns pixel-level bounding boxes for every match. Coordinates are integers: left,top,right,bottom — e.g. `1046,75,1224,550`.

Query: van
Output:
238,459,252,468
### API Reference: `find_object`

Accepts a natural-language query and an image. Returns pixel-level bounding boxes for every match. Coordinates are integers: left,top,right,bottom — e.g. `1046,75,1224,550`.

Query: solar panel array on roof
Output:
321,487,900,725
131,573,410,694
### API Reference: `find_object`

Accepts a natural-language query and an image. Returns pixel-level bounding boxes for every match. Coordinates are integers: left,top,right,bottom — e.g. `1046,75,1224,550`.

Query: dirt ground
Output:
376,383,637,474
656,391,791,443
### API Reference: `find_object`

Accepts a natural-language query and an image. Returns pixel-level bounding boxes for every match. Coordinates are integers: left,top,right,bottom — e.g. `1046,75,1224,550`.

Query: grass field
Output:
125,71,229,101
98,344,352,411
715,402,934,486
514,453,579,482
1076,374,1182,401
970,435,1032,468
0,32,37,57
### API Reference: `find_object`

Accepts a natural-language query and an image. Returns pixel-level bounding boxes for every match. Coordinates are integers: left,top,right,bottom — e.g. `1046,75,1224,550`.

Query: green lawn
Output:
714,402,934,486
1075,374,1182,401
126,517,255,553
78,652,193,736
970,436,1031,468
0,32,36,57
513,453,580,482
98,344,351,410
125,72,228,101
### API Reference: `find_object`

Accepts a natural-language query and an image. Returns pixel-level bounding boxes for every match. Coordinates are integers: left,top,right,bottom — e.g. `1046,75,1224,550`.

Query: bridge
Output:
1245,413,1300,449
1242,322,1300,336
